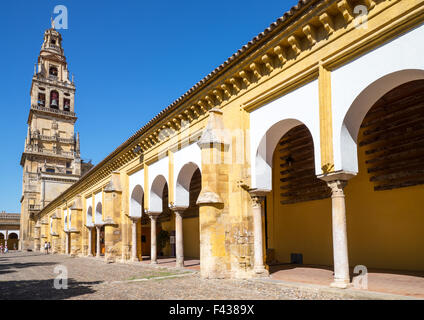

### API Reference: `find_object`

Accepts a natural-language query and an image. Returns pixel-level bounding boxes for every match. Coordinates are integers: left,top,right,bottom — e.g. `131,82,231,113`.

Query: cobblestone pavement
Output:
0,251,351,300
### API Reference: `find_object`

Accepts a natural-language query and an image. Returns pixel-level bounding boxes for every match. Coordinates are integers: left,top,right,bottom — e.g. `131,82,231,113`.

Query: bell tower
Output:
19,23,92,251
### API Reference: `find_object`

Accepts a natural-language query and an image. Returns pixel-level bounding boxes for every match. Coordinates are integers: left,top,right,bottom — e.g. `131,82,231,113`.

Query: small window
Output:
50,91,59,109
38,93,46,107
63,98,70,111
49,66,58,77
46,168,55,173
66,162,71,168
66,170,72,175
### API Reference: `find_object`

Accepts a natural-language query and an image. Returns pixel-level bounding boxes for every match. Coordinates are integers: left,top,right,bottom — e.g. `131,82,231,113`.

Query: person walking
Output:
0,244,3,254
48,242,51,254
44,241,48,254
4,244,8,254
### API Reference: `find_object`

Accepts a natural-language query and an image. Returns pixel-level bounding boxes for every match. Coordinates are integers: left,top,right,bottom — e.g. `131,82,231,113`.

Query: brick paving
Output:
0,251,349,300
269,264,424,299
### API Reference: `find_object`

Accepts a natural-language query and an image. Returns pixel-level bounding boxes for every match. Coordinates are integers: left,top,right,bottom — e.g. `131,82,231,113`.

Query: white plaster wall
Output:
250,80,321,190
173,143,202,207
94,192,103,223
148,156,169,190
86,196,93,226
148,156,169,212
129,168,144,199
129,168,145,217
332,22,424,172
64,208,68,231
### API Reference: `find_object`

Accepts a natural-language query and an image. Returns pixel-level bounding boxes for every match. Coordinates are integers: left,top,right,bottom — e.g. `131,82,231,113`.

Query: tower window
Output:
46,168,55,173
37,93,46,107
49,66,58,77
50,91,59,109
63,98,70,111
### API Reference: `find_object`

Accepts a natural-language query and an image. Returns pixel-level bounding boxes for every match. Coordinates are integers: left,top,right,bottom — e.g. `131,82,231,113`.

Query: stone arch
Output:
340,69,424,173
130,184,144,218
149,175,168,213
87,206,93,226
8,233,18,240
0,232,5,240
95,202,102,224
175,162,201,208
255,119,319,191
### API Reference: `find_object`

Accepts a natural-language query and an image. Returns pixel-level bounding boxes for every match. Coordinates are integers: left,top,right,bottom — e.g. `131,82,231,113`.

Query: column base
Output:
87,254,93,257
131,257,139,262
151,261,158,265
253,267,270,277
330,279,351,289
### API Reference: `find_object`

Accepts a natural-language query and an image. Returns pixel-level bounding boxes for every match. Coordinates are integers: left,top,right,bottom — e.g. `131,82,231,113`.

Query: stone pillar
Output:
196,108,231,279
149,214,159,264
319,171,356,289
34,224,41,252
103,171,123,263
171,209,185,268
96,225,101,258
249,191,269,276
130,217,140,262
87,226,93,257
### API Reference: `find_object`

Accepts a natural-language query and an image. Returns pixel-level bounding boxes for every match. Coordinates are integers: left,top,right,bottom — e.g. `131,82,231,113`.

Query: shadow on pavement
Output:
0,278,102,300
0,261,58,275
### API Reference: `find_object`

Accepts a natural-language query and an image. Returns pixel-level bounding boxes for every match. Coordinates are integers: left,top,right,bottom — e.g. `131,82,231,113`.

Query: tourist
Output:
4,244,8,253
0,244,3,254
44,241,48,254
48,242,51,253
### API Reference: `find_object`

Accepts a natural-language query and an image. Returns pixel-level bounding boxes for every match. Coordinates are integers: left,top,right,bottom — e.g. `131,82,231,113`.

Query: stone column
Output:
34,224,41,252
130,217,140,262
96,225,101,258
249,191,268,276
87,226,93,257
319,171,356,289
173,209,185,268
149,214,159,264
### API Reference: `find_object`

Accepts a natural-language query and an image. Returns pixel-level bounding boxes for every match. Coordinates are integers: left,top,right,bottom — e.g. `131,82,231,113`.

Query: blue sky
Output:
0,0,296,212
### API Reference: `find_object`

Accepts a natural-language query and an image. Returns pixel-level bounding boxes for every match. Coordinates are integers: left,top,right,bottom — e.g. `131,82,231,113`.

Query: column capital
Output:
85,224,94,229
326,179,348,198
128,215,141,222
248,189,270,208
146,211,161,220
169,205,188,214
317,170,356,182
318,170,356,199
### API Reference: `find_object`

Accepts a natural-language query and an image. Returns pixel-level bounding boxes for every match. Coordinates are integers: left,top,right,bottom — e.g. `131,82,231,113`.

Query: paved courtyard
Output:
0,252,419,300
